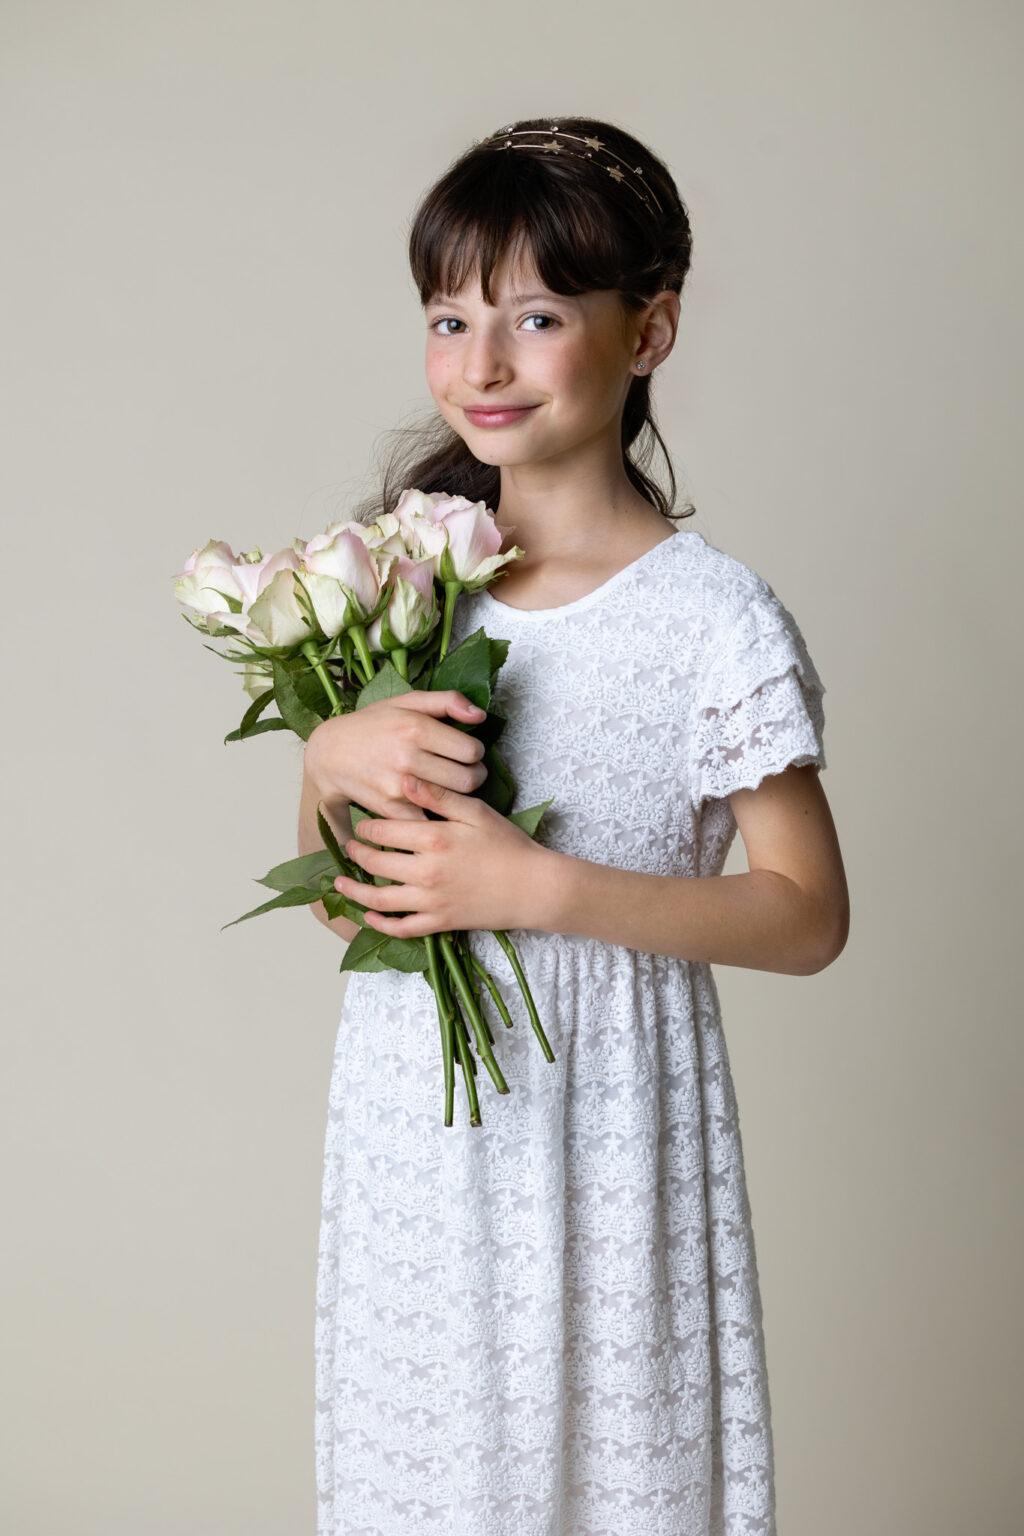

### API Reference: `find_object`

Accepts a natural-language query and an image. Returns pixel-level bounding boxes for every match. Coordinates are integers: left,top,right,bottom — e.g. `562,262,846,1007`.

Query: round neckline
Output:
479,530,682,620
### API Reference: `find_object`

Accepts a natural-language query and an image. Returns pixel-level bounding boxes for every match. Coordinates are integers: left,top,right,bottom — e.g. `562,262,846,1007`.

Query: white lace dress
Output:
315,527,828,1536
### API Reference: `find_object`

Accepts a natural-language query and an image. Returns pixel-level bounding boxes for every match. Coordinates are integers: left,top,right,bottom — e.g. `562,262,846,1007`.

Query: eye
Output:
427,313,561,336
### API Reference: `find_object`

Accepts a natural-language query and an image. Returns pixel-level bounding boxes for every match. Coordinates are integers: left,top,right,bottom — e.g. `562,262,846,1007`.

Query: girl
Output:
299,115,849,1536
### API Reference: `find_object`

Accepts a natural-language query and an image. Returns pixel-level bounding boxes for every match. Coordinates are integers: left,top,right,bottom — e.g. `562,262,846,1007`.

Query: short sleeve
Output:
689,580,827,813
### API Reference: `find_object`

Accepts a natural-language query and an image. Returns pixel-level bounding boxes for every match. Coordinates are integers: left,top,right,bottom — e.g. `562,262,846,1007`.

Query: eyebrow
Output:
426,291,573,309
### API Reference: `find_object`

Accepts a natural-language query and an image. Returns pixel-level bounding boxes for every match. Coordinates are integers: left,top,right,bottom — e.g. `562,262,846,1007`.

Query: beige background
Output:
2,2,1020,1532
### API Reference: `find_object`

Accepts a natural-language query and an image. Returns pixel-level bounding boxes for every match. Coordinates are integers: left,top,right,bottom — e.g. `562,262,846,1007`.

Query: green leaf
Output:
355,659,411,710
339,923,429,974
348,804,374,835
320,887,371,925
316,804,347,869
407,648,435,684
472,707,507,749
239,685,275,724
258,849,339,892
476,741,515,815
271,657,326,740
428,628,493,711
221,884,322,928
509,798,554,838
487,634,511,676
200,638,254,662
224,716,290,742
224,687,277,744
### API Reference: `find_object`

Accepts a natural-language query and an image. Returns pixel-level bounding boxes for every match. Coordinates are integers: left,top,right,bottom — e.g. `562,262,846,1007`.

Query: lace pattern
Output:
690,581,826,813
315,529,827,1534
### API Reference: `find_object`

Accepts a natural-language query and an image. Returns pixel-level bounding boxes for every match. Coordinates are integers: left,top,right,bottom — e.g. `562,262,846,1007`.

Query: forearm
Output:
298,759,359,943
532,847,837,976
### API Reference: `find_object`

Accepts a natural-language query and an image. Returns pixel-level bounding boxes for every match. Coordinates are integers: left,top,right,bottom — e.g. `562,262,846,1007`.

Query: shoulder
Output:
672,528,824,699
670,527,780,639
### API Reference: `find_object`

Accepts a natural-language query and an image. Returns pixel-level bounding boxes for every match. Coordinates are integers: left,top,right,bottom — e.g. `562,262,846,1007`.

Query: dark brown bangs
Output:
408,148,636,311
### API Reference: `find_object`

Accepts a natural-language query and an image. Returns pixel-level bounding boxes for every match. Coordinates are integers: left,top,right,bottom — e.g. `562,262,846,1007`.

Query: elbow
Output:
799,893,850,976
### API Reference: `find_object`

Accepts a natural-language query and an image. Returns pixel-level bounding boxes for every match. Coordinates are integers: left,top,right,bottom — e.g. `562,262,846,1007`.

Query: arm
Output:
297,758,361,945
533,764,849,976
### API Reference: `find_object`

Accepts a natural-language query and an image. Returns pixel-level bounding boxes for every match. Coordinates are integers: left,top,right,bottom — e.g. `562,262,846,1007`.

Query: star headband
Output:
479,124,665,220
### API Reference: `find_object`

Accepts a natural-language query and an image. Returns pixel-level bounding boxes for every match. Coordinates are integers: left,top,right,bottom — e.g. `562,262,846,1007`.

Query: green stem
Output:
300,639,343,716
348,623,375,685
439,934,508,1095
450,1001,481,1126
457,935,493,1044
493,930,555,1063
466,949,515,1030
392,647,409,681
437,581,463,662
425,934,455,1127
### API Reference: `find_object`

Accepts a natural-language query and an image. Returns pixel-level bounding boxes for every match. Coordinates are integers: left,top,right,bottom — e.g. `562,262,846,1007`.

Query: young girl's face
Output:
423,253,637,469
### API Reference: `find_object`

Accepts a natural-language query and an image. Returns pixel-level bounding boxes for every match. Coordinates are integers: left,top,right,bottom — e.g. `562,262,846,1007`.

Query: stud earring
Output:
636,360,648,371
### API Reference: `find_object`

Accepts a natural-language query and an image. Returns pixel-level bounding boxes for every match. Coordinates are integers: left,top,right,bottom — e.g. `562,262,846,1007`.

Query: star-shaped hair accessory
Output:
479,124,665,218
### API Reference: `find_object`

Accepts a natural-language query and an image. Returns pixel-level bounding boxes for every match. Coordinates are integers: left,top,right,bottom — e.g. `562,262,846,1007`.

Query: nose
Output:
460,326,513,393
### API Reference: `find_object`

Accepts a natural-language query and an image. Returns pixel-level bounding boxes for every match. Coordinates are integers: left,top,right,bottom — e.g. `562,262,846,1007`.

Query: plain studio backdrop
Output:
1,3,1020,1533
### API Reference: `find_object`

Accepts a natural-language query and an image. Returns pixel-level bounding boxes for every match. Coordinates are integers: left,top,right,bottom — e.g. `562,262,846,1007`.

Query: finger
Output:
352,819,435,851
414,712,487,763
366,796,430,823
363,907,438,939
343,840,418,882
403,774,478,819
392,689,486,724
335,872,418,912
410,748,488,796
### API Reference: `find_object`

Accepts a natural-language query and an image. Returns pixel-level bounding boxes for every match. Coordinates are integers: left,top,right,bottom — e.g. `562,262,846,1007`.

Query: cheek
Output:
426,350,479,444
549,344,615,413
424,347,453,400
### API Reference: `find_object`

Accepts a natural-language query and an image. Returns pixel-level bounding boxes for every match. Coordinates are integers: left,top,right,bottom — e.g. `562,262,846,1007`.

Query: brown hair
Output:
351,114,695,527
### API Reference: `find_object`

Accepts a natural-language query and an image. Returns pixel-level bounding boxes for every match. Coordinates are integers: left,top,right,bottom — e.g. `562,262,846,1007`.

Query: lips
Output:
463,404,540,427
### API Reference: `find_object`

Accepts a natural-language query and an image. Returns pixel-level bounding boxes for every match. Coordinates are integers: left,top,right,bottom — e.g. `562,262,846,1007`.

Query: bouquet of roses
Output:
171,489,555,1128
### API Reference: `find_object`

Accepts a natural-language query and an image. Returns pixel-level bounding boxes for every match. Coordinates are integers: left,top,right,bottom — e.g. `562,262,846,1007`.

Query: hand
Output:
333,773,549,938
304,688,489,826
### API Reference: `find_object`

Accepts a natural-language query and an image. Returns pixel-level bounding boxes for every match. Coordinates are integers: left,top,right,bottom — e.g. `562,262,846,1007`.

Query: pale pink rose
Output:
390,490,523,588
433,499,524,588
174,541,303,637
428,493,479,518
246,567,316,649
366,555,440,652
173,539,248,622
358,511,410,561
231,546,301,610
391,488,446,541
403,514,450,571
298,526,395,638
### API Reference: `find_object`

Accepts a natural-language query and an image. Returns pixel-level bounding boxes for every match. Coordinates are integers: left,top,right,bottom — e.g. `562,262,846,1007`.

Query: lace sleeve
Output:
690,579,827,813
